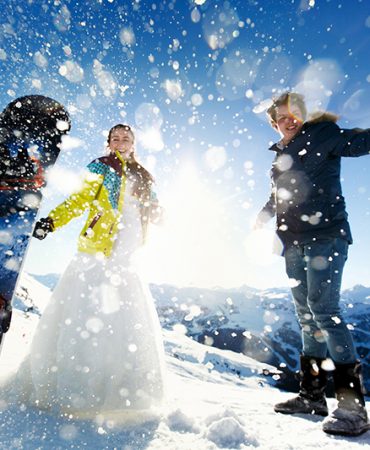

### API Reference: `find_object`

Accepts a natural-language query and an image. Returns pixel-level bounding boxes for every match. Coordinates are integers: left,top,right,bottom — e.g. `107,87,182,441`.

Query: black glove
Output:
33,217,54,240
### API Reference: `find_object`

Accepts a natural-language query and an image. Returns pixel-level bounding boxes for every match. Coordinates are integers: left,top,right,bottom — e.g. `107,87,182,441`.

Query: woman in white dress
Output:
12,124,165,421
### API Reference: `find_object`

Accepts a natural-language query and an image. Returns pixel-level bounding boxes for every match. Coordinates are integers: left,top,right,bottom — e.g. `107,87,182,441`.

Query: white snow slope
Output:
0,274,369,450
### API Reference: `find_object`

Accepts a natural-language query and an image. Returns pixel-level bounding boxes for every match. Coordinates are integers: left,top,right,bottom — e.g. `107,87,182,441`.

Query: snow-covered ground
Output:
0,275,369,449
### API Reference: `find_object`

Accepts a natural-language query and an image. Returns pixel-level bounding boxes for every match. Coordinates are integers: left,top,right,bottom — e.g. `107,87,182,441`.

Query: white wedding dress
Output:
9,183,165,421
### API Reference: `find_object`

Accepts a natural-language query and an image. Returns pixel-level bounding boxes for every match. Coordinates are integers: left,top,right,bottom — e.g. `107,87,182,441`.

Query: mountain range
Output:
23,273,370,392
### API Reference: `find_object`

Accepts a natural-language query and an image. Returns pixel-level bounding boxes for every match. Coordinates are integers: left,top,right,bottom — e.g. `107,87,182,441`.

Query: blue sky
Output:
1,0,370,289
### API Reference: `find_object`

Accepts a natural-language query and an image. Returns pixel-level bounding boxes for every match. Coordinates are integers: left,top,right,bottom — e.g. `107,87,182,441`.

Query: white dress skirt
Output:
10,186,165,421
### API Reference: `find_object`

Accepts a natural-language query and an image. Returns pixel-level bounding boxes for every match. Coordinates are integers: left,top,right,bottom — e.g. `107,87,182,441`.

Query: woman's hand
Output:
149,203,165,225
33,217,55,240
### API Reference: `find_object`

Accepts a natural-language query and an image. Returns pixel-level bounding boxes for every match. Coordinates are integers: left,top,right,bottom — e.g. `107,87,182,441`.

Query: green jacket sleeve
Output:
48,171,104,230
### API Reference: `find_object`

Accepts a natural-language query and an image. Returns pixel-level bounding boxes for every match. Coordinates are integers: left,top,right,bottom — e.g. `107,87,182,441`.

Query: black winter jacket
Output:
260,115,370,248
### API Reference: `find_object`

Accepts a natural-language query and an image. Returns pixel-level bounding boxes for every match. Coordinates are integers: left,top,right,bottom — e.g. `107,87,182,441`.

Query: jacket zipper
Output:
84,212,102,236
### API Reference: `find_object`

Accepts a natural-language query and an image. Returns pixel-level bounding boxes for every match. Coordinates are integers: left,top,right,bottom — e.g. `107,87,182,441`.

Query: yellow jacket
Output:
49,151,158,257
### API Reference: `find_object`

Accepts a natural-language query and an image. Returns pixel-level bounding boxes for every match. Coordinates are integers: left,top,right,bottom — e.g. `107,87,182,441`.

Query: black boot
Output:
274,355,328,416
323,361,370,436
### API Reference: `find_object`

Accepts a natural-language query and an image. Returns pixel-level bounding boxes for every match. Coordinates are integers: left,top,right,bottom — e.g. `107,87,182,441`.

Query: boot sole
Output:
323,423,370,437
274,408,328,417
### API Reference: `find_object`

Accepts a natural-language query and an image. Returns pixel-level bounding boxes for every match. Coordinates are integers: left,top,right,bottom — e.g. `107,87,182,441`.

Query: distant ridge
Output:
29,273,61,290
22,272,370,393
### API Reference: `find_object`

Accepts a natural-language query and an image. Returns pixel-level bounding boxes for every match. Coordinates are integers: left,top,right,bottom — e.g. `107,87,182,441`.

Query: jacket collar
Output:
114,150,127,165
101,151,127,176
269,122,309,152
268,111,338,152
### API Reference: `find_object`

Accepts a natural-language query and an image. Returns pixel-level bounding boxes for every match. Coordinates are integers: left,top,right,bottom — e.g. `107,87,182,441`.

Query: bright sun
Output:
135,163,280,289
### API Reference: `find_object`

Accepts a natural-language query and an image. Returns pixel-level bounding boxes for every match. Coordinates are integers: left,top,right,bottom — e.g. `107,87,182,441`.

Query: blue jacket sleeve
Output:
330,125,370,157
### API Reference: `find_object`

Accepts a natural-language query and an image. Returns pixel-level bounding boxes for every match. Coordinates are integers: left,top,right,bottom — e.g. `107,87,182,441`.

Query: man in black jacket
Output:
256,92,369,436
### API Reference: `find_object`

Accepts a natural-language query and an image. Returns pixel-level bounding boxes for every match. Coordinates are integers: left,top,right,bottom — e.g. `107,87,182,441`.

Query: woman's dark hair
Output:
266,92,307,125
107,124,134,144
108,124,154,203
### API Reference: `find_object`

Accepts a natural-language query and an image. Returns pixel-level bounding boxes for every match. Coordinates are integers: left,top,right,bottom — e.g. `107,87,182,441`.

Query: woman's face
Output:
109,127,134,159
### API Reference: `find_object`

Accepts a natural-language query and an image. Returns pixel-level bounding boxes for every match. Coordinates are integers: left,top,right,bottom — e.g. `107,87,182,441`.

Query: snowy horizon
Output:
15,271,370,395
26,265,370,293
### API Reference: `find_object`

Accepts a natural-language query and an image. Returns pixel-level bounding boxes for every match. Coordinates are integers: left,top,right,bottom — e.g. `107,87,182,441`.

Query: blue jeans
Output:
284,238,357,364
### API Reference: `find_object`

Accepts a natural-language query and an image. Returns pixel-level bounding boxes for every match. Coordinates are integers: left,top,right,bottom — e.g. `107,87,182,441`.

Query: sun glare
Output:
136,163,243,288
243,229,281,266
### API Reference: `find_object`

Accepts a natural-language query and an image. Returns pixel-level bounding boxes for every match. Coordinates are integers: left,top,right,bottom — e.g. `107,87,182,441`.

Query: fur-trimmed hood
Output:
270,111,340,151
306,111,339,125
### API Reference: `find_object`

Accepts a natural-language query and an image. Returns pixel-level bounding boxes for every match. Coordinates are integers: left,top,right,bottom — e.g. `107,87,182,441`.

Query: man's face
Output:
273,103,304,143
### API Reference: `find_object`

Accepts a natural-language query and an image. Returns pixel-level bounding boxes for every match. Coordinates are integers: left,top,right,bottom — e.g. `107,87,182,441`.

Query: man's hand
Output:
253,210,272,230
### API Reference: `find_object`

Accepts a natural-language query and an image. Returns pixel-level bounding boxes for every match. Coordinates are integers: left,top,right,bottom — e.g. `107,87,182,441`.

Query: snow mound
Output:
204,408,259,448
166,408,200,433
206,416,254,448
